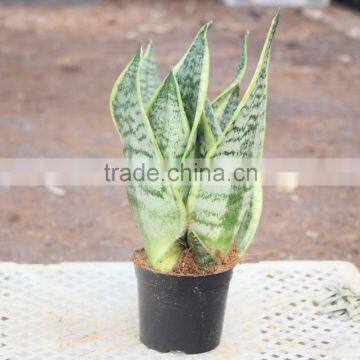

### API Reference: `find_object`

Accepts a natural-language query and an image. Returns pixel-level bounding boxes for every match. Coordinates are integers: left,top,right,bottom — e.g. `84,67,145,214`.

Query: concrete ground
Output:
0,1,359,265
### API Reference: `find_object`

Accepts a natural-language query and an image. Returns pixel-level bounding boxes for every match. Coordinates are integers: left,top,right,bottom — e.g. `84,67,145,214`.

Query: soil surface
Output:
133,247,239,276
0,1,359,266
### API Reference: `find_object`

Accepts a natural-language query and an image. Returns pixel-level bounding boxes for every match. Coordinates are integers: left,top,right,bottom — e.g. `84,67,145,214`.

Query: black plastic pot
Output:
134,264,233,354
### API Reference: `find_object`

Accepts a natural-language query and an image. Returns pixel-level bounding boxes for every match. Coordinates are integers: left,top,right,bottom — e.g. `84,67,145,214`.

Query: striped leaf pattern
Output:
198,33,248,158
110,48,186,272
110,14,279,272
198,98,222,158
147,70,189,160
236,179,263,256
147,70,190,198
187,14,279,265
174,22,211,160
140,42,161,107
213,32,249,130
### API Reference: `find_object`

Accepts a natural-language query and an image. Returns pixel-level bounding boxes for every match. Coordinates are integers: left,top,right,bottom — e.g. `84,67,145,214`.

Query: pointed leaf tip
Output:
244,31,249,43
266,11,280,49
164,69,177,86
273,10,280,27
200,20,213,33
173,18,211,161
135,44,142,58
140,40,160,106
236,31,249,78
205,20,213,28
145,40,153,54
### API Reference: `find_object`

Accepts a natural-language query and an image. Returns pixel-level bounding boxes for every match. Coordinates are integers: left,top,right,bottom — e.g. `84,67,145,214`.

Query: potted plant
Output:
109,13,279,354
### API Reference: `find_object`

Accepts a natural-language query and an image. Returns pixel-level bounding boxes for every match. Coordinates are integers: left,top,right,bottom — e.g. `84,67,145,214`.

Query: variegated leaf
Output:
212,32,249,130
218,86,241,131
198,98,222,158
140,41,161,106
187,14,279,266
236,179,263,256
174,22,211,160
147,70,190,198
109,48,187,272
147,70,189,160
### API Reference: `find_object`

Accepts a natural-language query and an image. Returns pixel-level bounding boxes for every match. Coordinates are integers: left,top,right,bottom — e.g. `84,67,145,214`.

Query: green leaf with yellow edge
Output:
147,70,189,160
187,14,279,267
147,70,190,198
173,22,211,161
213,32,249,130
109,47,187,272
140,41,161,106
198,98,222,158
236,178,263,256
198,33,249,159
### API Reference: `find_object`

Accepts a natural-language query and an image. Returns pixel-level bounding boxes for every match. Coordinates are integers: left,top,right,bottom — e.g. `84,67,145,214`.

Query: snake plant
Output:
110,14,279,272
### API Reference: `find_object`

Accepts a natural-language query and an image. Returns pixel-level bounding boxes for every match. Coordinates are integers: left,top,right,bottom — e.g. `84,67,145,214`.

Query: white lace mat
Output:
1,261,359,359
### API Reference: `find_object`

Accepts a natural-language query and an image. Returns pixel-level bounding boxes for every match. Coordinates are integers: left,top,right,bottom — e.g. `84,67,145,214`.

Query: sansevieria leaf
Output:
198,98,222,158
174,22,211,161
212,32,249,130
110,15,279,273
140,41,161,107
147,70,190,198
187,14,279,267
198,33,248,158
147,70,189,160
109,48,187,272
236,179,263,256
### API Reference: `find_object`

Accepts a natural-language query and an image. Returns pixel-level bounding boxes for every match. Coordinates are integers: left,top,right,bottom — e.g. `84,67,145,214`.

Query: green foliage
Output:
140,42,161,106
110,14,279,272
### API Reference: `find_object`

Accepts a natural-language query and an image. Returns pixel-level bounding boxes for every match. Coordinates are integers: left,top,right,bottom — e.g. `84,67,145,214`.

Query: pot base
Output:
140,336,221,354
135,263,233,354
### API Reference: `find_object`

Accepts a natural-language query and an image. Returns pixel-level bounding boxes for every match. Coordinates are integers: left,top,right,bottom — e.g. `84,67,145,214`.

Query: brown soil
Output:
133,246,239,276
